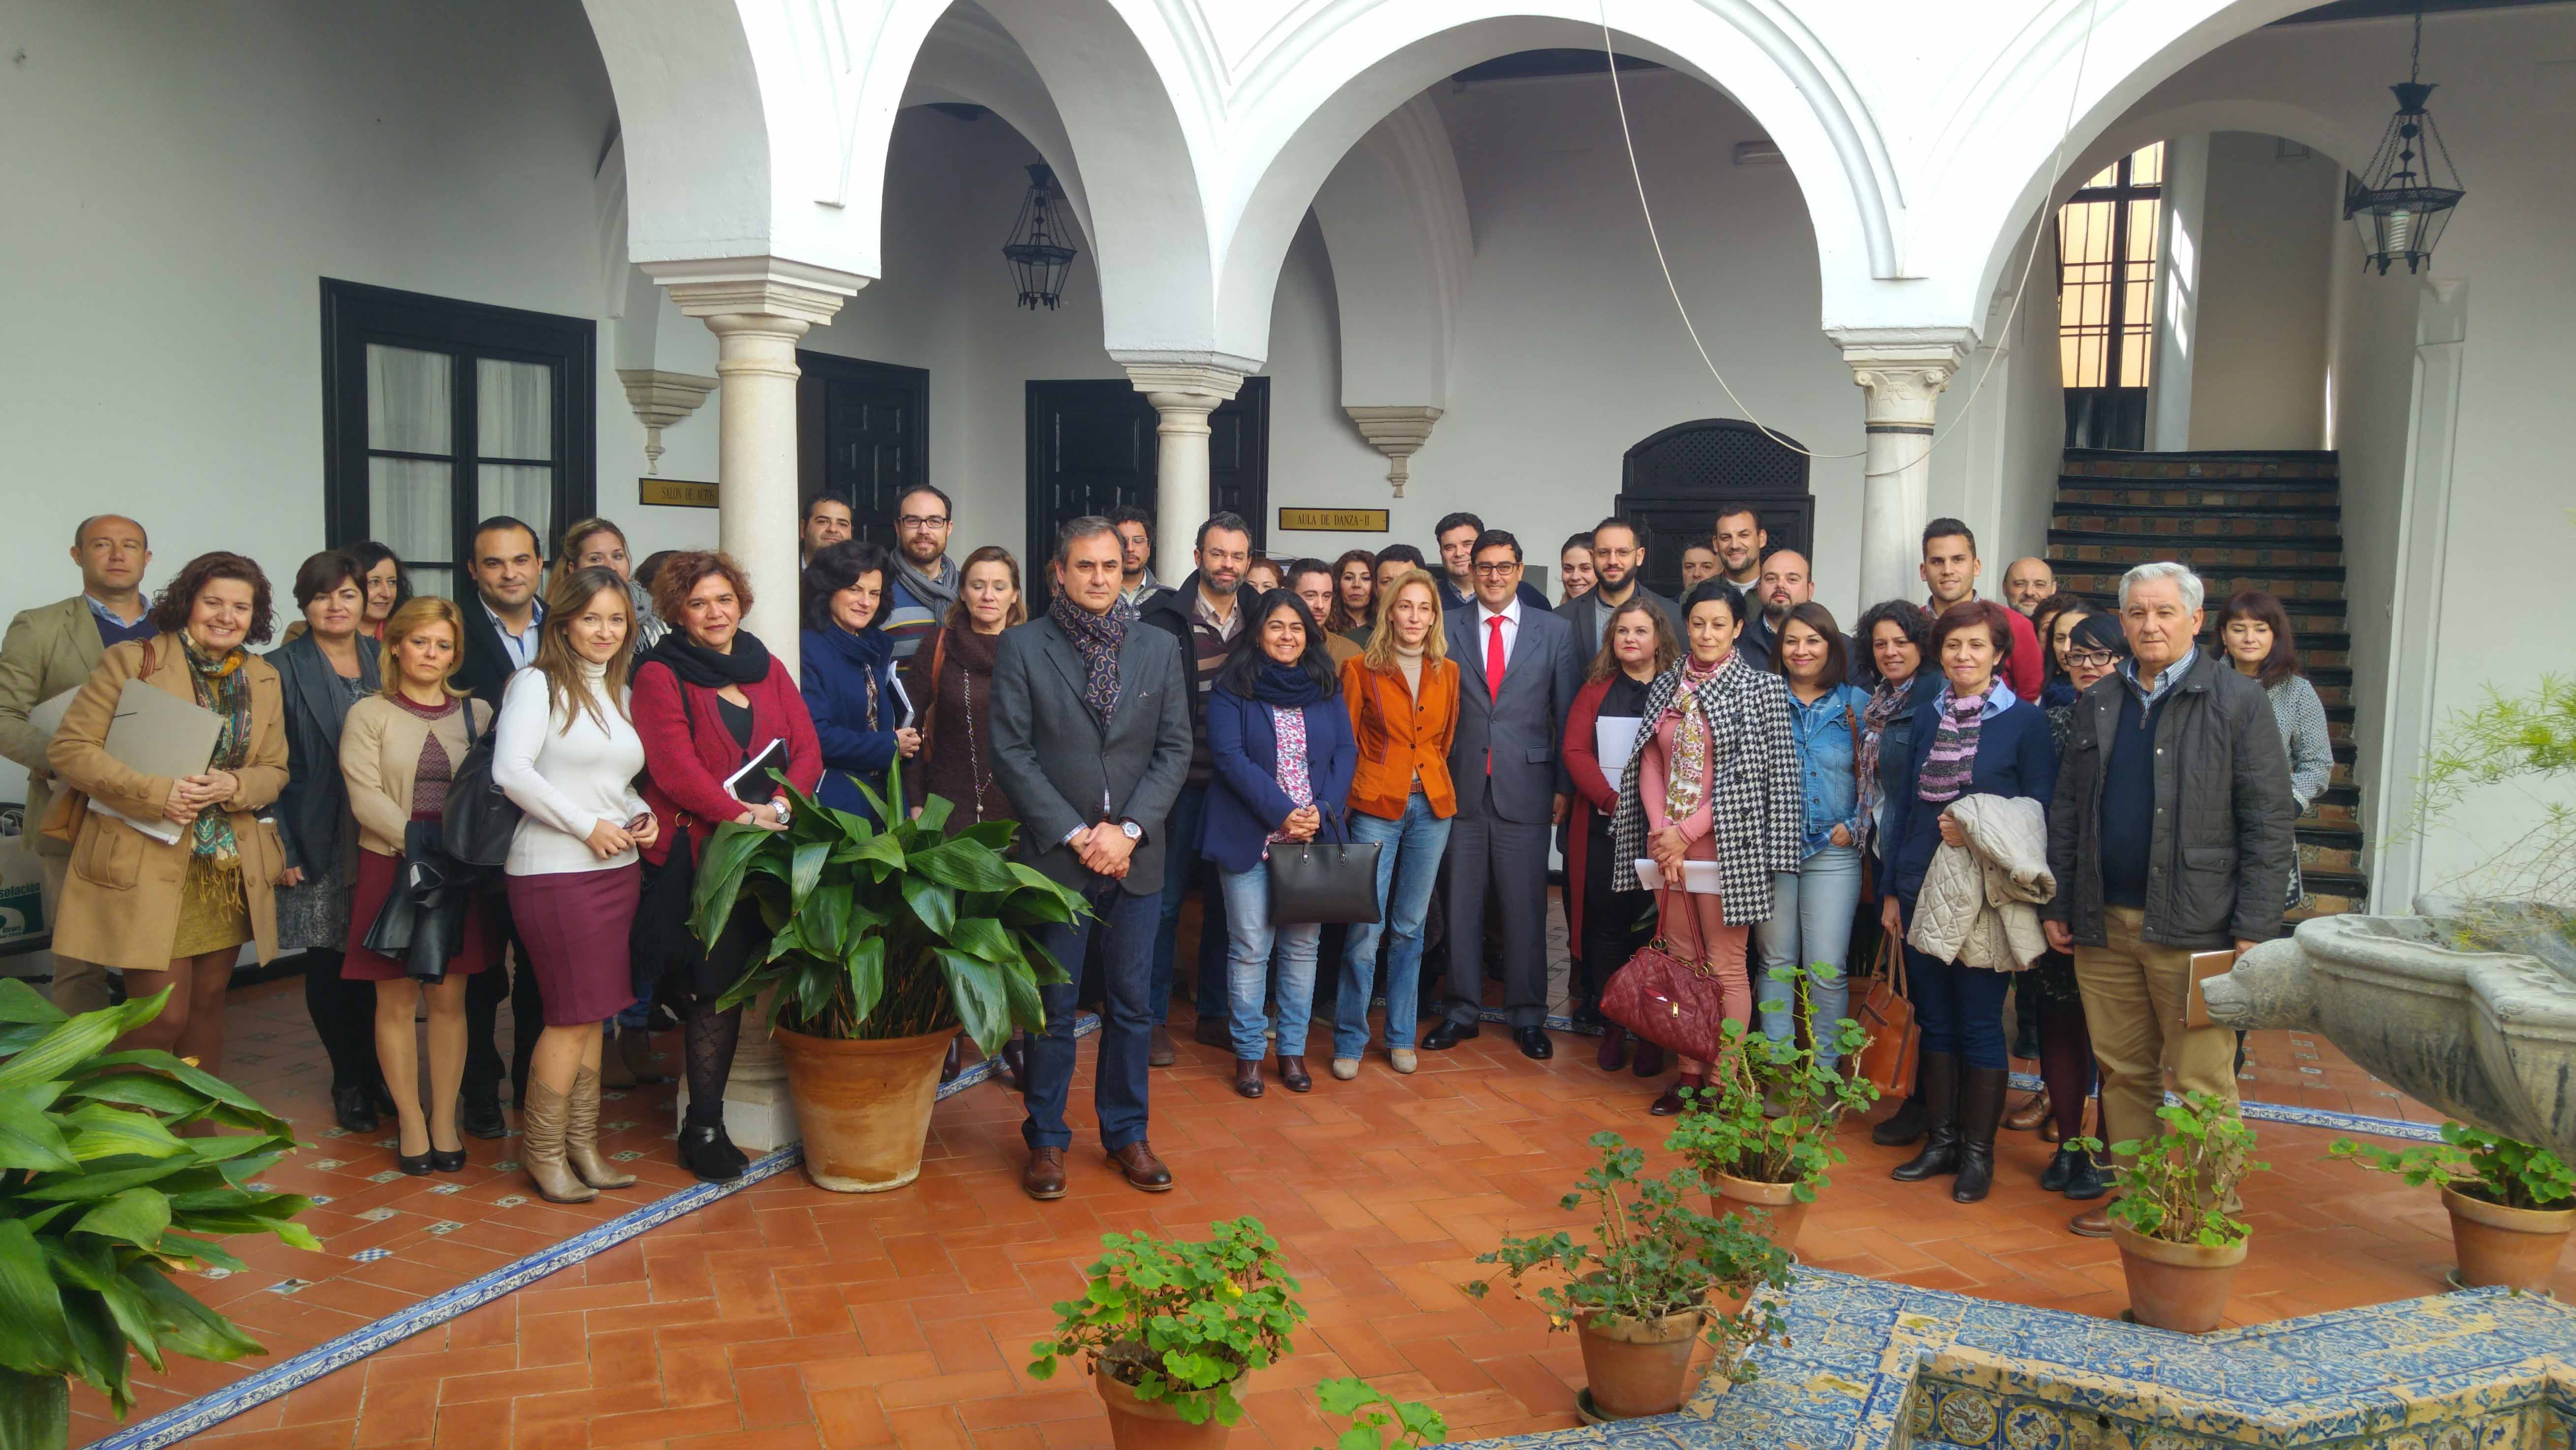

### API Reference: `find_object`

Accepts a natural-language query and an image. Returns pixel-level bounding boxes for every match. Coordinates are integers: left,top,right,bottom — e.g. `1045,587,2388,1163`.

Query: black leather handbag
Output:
442,700,522,868
1266,805,1382,926
361,822,474,984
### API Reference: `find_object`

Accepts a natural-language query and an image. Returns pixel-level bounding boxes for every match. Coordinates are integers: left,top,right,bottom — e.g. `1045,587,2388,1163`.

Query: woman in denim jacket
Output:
1752,603,1871,1066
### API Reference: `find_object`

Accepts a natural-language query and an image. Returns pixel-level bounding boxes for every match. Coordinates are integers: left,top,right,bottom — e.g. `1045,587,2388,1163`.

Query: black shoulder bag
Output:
1267,802,1383,926
443,698,522,867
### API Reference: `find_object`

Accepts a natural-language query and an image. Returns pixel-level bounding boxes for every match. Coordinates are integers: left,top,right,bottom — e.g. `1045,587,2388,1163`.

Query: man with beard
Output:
1738,547,1814,672
1678,541,1722,593
2003,557,2057,617
1109,505,1167,610
1555,516,1681,652
882,485,958,661
1137,513,1258,1066
1712,503,1767,598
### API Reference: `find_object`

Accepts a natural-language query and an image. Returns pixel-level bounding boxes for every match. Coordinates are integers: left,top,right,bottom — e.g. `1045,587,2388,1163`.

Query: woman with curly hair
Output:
47,552,291,1073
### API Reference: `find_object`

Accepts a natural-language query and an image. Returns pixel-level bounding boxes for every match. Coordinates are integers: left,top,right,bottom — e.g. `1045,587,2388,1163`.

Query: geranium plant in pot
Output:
1663,968,1876,1259
1312,1378,1446,1450
2073,1090,2266,1333
1467,1131,1793,1420
1029,1219,1307,1449
0,983,319,1450
2331,1122,2576,1292
693,759,1084,1192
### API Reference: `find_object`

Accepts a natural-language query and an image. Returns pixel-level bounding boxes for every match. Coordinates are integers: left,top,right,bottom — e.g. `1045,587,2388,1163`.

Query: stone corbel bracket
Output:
616,369,718,475
1345,405,1442,496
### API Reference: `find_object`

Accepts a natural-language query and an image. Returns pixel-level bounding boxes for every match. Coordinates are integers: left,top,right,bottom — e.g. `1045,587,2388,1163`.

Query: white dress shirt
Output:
1476,596,1522,674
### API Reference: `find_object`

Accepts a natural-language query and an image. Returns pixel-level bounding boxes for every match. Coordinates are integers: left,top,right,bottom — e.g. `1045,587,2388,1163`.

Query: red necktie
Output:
1485,615,1507,701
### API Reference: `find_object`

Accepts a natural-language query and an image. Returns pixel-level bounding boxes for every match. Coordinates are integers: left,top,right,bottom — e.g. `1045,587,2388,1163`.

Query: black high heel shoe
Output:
396,1142,434,1176
430,1143,467,1173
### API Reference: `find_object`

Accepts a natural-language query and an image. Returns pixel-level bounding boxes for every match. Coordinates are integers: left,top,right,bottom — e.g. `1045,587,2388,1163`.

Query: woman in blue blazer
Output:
799,540,918,822
1203,591,1358,1100
1877,599,2059,1204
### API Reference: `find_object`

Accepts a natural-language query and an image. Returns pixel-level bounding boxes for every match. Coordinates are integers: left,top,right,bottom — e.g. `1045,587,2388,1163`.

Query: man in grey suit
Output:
1427,530,1586,1059
1555,516,1682,655
990,517,1194,1201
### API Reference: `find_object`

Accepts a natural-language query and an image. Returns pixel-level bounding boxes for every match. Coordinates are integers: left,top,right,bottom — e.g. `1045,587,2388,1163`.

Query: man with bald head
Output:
0,514,156,1011
2004,557,2057,617
1738,547,1813,671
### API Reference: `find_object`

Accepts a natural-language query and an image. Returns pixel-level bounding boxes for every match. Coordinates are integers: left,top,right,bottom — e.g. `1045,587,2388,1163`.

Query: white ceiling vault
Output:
581,0,2342,366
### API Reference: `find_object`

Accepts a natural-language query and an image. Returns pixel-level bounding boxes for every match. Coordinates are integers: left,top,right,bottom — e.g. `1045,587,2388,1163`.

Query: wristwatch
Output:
1117,818,1146,844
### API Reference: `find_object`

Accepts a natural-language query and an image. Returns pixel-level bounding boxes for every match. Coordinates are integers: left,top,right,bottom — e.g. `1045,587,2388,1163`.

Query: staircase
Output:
2045,448,2367,923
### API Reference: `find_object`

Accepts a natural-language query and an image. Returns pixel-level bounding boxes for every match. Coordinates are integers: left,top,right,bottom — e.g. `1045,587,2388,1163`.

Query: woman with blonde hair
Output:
48,552,291,1076
1328,567,1459,1079
339,595,501,1173
489,566,657,1201
558,516,667,648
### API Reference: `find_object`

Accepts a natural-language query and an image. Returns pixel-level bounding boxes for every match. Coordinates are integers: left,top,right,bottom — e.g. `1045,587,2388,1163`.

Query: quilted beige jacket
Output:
1906,793,2055,971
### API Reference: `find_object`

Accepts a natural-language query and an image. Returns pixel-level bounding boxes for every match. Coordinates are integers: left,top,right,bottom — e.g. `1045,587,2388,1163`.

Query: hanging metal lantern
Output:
1002,163,1078,310
2343,7,2464,276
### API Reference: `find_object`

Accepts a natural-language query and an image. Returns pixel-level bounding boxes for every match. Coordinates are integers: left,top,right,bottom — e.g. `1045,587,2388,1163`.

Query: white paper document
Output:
1593,716,1644,780
91,802,183,846
889,673,916,731
1633,857,1723,895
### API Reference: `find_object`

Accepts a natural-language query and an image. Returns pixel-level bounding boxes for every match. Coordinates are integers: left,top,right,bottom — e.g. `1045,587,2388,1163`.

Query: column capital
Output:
1119,361,1250,408
646,255,865,328
1837,339,1966,431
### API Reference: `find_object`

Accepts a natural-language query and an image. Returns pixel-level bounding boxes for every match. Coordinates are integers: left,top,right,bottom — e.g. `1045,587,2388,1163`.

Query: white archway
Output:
1309,96,1472,414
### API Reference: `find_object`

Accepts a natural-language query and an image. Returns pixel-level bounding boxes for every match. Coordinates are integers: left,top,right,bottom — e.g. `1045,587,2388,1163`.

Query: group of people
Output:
0,491,2325,1230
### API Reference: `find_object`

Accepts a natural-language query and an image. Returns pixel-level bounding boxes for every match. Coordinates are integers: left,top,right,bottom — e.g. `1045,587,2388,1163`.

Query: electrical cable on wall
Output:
1596,0,2103,479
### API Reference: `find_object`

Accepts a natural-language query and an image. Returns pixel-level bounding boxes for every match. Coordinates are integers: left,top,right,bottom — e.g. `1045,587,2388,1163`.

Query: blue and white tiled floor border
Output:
87,1014,1095,1450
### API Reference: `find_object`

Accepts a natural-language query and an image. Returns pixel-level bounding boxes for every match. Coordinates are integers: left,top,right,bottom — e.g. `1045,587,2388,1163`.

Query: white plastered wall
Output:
2187,131,2339,451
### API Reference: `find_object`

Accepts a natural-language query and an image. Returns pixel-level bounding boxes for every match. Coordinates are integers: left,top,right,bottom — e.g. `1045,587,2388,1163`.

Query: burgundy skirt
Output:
507,865,641,1027
341,849,499,982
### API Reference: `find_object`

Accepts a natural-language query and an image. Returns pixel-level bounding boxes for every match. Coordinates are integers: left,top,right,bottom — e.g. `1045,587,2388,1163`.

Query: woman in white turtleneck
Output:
488,567,658,1204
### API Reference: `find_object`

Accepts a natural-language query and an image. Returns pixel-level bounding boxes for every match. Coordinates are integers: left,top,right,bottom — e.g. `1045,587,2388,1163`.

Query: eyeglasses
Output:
2066,648,2120,668
898,515,950,530
1470,562,1519,578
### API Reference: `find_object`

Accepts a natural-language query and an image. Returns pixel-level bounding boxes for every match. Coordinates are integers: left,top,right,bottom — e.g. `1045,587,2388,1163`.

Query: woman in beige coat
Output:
46,552,290,1075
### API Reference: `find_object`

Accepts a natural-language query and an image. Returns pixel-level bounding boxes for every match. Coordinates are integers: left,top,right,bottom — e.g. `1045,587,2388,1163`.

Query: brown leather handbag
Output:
1852,933,1920,1097
1599,888,1736,1064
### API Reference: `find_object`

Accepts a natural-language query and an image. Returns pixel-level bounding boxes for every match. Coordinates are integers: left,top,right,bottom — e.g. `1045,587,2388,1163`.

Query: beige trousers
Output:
41,854,110,1015
2070,905,2238,1159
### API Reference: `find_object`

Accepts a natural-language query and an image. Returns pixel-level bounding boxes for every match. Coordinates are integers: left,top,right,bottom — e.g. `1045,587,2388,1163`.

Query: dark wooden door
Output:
1615,419,1812,602
797,353,928,545
1024,378,1270,595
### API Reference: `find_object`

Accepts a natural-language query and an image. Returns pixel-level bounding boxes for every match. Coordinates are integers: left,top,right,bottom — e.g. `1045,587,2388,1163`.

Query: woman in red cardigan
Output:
632,551,823,1182
1562,598,1677,1075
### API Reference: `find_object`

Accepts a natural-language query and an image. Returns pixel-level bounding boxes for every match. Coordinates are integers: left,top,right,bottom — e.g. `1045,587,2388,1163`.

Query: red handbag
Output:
1599,888,1737,1064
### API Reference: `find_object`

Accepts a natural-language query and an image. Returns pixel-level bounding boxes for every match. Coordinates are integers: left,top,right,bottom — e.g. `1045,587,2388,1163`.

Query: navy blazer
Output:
1200,683,1359,875
800,627,905,820
1442,601,1585,822
1882,682,2059,902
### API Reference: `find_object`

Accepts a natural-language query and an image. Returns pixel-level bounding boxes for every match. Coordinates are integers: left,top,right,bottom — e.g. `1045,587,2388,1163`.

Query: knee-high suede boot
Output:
1891,1053,1961,1181
520,1080,596,1204
565,1067,636,1190
1952,1066,2008,1203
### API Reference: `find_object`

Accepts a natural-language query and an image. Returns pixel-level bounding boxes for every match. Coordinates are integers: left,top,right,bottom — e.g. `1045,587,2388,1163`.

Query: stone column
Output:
1121,362,1248,564
650,260,862,680
1837,335,1967,607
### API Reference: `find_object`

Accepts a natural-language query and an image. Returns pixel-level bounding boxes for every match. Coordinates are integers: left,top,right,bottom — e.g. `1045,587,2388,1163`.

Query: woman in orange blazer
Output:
1328,568,1459,1080
47,552,291,1074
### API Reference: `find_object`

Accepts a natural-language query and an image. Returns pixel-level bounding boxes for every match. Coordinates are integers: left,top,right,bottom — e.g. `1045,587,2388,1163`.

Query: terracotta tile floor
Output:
69,933,2568,1450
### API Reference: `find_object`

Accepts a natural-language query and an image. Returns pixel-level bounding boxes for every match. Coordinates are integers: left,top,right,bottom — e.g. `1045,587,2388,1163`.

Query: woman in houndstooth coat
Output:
1610,581,1805,1114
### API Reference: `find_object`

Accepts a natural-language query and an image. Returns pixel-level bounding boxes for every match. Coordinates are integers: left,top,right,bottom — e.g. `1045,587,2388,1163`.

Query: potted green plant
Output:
1312,1378,1445,1450
1029,1219,1307,1449
1467,1132,1792,1420
2330,1122,2576,1292
2072,1090,2267,1333
0,982,318,1449
692,760,1084,1193
1662,968,1876,1258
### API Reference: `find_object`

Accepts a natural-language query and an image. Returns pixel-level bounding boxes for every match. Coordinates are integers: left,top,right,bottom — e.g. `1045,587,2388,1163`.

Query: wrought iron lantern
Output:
2343,7,2464,276
1002,163,1078,310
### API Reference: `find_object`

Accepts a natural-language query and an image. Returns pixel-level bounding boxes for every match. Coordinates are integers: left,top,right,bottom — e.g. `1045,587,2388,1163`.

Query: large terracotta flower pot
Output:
1575,1307,1706,1419
774,1024,958,1193
2443,1183,2575,1292
2110,1223,2247,1333
1095,1367,1235,1450
1711,1172,1811,1258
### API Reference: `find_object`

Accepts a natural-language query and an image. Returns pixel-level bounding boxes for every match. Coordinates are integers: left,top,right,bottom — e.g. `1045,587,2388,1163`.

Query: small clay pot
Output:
2110,1222,2247,1333
1710,1172,1811,1259
2443,1183,2575,1292
1096,1367,1236,1450
1574,1307,1706,1419
775,1024,958,1193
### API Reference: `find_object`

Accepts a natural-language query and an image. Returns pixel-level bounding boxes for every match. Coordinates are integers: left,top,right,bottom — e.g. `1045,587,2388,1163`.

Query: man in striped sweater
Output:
884,484,960,661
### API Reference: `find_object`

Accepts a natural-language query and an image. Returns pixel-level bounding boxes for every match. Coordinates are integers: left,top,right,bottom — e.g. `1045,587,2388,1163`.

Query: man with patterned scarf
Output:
990,517,1194,1202
884,484,962,661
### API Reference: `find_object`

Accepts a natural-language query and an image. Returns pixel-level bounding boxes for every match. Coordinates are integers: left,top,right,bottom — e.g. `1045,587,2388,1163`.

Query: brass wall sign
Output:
1277,507,1389,532
640,477,718,509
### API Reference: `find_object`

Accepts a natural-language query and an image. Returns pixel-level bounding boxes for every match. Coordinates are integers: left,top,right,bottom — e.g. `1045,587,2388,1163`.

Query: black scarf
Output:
1249,660,1324,709
1048,592,1125,727
645,628,773,690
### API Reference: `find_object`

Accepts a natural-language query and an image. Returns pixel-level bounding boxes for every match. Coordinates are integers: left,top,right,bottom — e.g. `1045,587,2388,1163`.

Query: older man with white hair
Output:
2042,561,2296,1238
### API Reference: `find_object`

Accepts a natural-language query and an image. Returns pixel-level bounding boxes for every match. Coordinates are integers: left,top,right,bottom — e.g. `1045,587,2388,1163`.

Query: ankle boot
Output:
1277,1054,1311,1093
565,1068,636,1190
1891,1053,1961,1181
2060,1146,2110,1201
519,1080,596,1204
1871,1094,1928,1146
1597,1024,1629,1073
1952,1066,2008,1203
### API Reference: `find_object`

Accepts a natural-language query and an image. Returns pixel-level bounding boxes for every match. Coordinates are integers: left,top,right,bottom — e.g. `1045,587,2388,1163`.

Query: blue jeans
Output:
1024,882,1157,1151
1897,895,2012,1070
1219,864,1319,1061
1335,795,1451,1058
1751,845,1862,1064
1151,785,1229,1026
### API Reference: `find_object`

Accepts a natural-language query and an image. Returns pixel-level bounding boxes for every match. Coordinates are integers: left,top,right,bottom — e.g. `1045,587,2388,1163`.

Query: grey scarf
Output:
894,552,960,617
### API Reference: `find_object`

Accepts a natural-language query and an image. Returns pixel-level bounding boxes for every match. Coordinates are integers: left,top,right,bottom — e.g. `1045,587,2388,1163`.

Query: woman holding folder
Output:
633,551,822,1182
1564,597,1676,1076
46,552,291,1076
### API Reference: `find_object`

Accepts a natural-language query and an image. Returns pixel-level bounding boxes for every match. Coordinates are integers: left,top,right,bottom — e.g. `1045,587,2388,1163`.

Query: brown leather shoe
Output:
1024,1146,1067,1200
2005,1089,2051,1132
1106,1140,1173,1192
1233,1058,1265,1099
1148,1026,1177,1068
1193,1017,1231,1049
2039,1113,2065,1144
1277,1055,1311,1093
2069,1206,2112,1238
